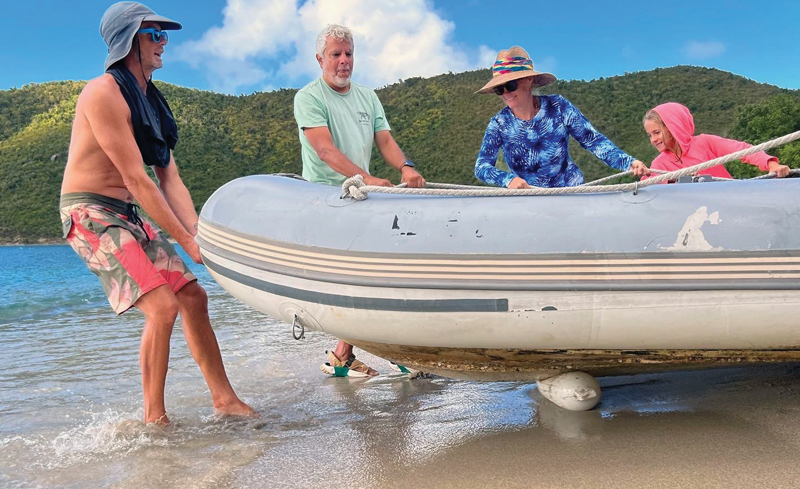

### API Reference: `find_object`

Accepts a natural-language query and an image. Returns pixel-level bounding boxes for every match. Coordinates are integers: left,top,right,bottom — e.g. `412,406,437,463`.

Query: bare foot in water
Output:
214,399,259,418
145,413,170,426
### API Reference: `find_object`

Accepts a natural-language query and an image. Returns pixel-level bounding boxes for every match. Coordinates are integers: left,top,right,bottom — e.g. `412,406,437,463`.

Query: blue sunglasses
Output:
137,28,168,43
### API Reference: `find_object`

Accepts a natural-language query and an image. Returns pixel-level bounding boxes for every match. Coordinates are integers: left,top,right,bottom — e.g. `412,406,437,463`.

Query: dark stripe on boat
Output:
203,257,510,313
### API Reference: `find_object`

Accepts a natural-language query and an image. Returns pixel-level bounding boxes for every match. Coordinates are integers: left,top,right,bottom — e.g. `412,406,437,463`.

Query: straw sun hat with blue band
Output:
476,46,556,94
100,1,182,71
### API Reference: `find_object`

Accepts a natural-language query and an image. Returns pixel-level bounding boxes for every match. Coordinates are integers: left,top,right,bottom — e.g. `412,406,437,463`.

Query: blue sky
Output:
4,0,798,94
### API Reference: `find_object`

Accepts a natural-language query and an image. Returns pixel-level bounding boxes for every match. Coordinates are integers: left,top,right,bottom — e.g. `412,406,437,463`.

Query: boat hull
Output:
198,175,800,379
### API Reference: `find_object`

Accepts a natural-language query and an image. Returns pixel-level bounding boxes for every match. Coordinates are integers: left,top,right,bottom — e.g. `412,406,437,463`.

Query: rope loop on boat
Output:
341,175,369,201
340,130,800,199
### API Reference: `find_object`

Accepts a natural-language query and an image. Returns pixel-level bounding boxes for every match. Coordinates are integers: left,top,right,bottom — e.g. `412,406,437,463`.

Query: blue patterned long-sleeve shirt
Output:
475,94,634,188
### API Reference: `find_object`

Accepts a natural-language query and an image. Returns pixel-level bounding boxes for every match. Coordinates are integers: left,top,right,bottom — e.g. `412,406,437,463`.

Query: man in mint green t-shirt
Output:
294,24,426,377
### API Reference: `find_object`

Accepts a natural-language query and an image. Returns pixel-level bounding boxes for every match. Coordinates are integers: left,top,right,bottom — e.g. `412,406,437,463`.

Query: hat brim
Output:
142,14,182,31
104,15,182,71
475,71,557,94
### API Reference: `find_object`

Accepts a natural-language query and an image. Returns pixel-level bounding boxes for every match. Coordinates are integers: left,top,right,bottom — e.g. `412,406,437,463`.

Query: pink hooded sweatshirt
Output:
648,102,777,181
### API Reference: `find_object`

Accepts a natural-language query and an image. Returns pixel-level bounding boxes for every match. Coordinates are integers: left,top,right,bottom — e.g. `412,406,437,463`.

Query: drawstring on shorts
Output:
126,203,150,244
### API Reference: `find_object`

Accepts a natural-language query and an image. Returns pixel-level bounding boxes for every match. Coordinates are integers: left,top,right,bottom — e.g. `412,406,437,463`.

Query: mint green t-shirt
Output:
294,78,391,186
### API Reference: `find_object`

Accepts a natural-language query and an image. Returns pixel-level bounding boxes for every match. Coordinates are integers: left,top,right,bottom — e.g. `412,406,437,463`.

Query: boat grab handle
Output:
292,314,305,340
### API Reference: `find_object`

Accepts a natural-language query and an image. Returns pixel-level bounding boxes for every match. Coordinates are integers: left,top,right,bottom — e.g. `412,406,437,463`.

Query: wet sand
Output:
5,330,800,489
395,370,800,489
230,363,800,489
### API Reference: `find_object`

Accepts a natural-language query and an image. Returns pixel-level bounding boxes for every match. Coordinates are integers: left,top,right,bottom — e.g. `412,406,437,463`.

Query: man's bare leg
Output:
176,282,257,417
134,285,180,425
332,340,378,376
333,340,354,363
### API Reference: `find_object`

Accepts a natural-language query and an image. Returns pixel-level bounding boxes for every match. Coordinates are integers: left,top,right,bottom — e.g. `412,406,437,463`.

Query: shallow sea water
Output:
2,245,800,489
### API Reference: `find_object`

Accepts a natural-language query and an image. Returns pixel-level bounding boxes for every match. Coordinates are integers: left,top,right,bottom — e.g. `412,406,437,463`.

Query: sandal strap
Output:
343,354,356,369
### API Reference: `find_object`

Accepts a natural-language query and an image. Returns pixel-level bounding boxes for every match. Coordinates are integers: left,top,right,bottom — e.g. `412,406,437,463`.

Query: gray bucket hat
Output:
100,1,182,70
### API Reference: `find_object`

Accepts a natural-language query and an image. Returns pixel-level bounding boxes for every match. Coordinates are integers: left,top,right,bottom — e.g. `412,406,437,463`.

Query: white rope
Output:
341,130,800,200
750,168,800,180
394,181,483,189
582,168,678,186
582,170,633,186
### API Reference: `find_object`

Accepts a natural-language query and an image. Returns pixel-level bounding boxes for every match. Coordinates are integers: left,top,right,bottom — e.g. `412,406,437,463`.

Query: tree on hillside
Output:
727,94,800,178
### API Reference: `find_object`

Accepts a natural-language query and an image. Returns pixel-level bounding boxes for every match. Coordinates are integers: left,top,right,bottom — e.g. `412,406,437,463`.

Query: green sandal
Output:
320,351,377,378
389,361,428,379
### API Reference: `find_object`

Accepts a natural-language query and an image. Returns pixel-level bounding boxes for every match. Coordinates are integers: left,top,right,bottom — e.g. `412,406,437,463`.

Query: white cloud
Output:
173,0,493,94
681,41,726,60
478,45,497,68
208,58,270,94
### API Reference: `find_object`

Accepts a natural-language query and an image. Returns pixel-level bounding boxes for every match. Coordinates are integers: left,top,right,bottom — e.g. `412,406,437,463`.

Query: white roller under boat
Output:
197,169,800,389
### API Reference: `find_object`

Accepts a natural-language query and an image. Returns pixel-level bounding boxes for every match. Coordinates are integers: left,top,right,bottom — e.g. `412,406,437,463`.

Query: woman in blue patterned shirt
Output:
475,46,649,189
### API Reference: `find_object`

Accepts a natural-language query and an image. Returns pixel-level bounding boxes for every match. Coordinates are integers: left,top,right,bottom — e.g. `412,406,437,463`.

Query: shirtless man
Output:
59,1,256,425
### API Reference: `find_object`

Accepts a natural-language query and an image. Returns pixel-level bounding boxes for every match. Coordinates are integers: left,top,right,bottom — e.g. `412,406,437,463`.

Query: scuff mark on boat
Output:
642,236,660,250
392,215,400,230
661,206,722,251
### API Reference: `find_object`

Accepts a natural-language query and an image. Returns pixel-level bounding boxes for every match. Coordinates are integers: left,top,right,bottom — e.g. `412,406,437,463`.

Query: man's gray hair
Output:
316,24,354,56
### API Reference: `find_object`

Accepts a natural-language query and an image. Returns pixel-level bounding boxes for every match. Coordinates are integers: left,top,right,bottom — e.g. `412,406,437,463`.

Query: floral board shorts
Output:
60,192,196,315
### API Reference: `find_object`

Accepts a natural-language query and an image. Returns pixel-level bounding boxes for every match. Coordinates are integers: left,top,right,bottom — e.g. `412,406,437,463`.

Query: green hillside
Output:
1,66,798,243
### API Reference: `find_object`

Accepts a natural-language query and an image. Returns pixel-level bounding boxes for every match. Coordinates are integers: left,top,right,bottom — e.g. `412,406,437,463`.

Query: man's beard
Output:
332,74,351,88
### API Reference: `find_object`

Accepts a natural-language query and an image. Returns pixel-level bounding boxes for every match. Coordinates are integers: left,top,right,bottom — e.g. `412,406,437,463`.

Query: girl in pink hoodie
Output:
643,102,789,181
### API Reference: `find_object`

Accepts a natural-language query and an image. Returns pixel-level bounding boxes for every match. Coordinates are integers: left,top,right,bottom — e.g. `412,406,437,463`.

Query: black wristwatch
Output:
402,160,415,169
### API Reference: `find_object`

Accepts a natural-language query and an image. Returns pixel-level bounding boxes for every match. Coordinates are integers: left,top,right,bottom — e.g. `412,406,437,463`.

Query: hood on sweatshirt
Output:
652,102,695,156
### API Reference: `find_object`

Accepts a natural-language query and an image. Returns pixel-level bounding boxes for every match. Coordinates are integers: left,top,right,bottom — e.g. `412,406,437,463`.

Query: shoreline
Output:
1,238,180,246
1,239,64,246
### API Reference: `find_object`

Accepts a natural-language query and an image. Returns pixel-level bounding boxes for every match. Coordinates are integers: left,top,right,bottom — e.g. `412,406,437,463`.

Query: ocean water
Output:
0,245,535,488
3,245,800,489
